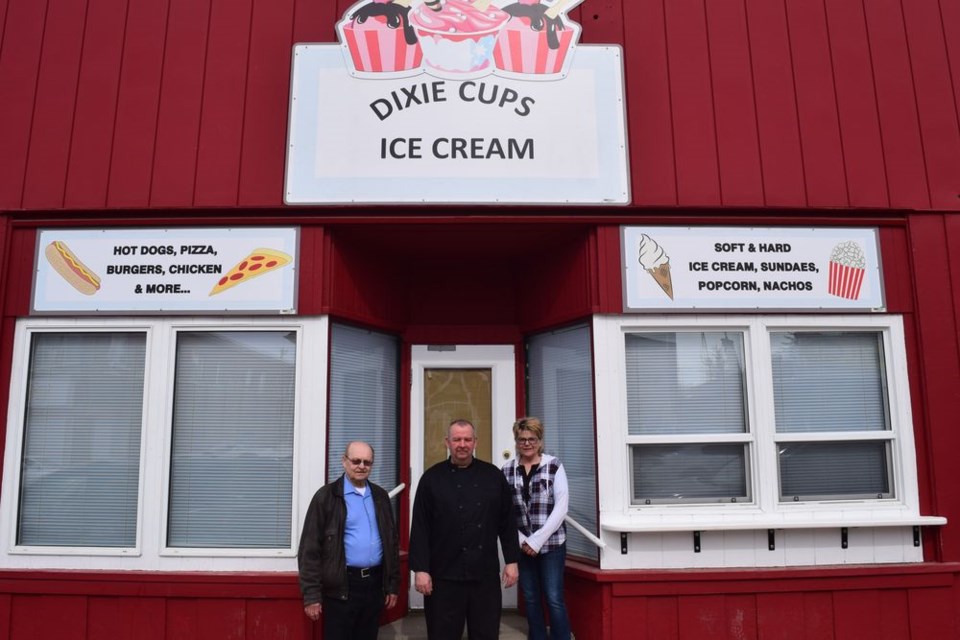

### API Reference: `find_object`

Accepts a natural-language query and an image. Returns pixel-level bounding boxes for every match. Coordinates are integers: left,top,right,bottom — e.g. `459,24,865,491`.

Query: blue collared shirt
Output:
343,477,384,568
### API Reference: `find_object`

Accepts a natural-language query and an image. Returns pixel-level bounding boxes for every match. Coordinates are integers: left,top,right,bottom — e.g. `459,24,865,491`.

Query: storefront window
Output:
167,331,296,548
18,332,145,547
626,332,750,504
527,324,599,561
327,324,400,494
772,331,893,500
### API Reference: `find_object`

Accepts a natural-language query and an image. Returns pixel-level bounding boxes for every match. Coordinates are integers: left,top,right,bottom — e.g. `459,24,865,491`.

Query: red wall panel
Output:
665,0,721,206
824,0,888,208
63,0,128,209
149,0,211,208
902,0,960,210
706,0,764,207
87,597,167,640
785,0,848,208
623,0,677,206
745,0,807,207
237,0,294,207
106,0,168,208
20,0,86,210
194,0,254,207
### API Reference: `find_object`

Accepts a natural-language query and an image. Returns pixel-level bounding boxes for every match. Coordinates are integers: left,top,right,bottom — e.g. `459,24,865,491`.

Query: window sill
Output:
600,513,947,533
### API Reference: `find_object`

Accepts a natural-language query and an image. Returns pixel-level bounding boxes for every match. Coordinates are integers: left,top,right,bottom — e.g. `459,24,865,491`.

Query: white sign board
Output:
33,228,298,313
285,44,629,204
622,227,884,311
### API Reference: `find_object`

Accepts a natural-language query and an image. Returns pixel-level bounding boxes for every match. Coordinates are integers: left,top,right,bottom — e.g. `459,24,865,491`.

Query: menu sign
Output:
33,228,298,314
622,227,884,311
285,0,628,204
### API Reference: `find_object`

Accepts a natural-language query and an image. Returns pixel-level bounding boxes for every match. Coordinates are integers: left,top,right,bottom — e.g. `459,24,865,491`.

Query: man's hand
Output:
385,593,399,609
521,542,538,557
414,571,434,596
502,562,519,588
304,602,321,622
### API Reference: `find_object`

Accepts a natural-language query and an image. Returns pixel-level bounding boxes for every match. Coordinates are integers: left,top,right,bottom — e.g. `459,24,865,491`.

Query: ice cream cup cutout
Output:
493,0,585,80
336,0,425,79
409,0,511,80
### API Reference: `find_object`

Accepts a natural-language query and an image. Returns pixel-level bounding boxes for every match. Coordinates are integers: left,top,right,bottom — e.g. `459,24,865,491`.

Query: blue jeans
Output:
518,544,571,640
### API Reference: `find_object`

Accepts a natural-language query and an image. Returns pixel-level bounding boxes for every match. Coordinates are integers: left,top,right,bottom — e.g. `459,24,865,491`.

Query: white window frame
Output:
0,316,329,571
594,313,939,534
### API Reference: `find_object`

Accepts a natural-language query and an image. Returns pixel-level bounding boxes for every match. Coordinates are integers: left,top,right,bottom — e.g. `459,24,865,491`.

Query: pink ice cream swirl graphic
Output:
409,0,511,78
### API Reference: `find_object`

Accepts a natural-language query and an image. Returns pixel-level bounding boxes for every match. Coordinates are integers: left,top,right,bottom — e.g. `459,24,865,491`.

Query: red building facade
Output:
1,0,959,638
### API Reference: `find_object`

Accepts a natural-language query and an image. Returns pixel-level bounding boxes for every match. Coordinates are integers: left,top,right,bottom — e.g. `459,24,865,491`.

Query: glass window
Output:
167,331,297,548
772,331,893,500
625,332,750,504
327,324,400,493
527,324,598,561
18,332,146,547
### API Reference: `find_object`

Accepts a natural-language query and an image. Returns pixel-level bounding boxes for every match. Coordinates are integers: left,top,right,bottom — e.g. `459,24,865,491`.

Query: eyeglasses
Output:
516,437,540,445
346,458,373,467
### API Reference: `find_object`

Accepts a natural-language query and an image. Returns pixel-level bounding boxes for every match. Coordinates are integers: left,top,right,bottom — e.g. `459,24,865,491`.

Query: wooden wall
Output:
1,0,958,211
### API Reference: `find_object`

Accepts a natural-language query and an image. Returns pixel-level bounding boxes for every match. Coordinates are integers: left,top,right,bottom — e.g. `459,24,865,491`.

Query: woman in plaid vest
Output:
502,417,572,640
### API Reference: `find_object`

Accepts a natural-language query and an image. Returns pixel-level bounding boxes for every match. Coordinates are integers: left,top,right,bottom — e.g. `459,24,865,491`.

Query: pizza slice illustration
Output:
209,248,292,296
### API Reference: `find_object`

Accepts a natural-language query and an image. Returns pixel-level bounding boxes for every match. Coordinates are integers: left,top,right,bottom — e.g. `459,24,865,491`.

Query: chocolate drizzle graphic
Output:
352,2,418,46
502,3,567,50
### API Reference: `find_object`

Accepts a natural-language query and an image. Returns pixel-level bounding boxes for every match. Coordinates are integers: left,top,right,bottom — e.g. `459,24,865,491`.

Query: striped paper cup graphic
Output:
342,21,422,73
494,22,574,75
828,262,866,300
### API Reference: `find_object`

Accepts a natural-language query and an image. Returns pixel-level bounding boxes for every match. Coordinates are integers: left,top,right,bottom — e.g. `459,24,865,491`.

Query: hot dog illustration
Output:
45,240,101,296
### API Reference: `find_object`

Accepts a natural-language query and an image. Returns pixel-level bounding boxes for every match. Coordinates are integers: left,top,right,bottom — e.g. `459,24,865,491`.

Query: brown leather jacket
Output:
297,476,400,604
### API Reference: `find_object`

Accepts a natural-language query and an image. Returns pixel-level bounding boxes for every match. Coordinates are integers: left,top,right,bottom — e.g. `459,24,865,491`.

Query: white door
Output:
409,344,518,609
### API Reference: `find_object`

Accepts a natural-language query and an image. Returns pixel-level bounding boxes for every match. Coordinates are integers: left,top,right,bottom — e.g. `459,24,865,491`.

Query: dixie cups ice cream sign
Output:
285,0,629,204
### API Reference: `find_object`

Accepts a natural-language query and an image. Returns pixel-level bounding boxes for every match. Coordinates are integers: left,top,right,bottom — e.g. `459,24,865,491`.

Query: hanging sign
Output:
32,228,298,314
285,0,629,204
621,227,884,311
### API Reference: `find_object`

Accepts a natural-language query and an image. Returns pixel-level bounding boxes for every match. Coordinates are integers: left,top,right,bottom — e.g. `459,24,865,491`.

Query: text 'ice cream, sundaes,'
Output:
638,234,674,300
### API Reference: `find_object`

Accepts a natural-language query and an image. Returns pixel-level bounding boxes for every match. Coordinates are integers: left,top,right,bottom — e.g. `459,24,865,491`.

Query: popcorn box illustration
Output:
828,241,866,300
337,0,423,77
493,0,583,78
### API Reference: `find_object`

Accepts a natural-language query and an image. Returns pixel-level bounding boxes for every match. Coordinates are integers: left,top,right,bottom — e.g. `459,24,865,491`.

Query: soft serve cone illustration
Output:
638,234,673,300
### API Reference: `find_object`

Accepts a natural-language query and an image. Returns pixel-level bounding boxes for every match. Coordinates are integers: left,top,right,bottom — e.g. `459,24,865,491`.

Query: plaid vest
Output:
503,455,566,552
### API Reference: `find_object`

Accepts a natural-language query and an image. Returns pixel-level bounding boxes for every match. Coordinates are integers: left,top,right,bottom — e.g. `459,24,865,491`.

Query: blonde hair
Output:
512,416,545,455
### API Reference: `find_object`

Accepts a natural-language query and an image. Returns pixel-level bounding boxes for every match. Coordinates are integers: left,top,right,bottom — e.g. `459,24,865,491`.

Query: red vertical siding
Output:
106,0,168,208
20,0,87,210
824,0,888,208
62,0,128,209
785,0,848,207
87,597,167,640
706,0,764,207
623,0,677,205
149,0,210,207
902,0,960,209
745,0,807,207
193,0,253,207
665,0,721,205
237,0,294,207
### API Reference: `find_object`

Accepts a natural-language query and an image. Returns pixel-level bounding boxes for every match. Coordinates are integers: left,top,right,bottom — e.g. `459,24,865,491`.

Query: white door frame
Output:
408,344,518,609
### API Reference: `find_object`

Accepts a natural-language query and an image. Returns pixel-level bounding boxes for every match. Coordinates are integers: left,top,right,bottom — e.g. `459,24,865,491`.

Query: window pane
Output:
626,332,747,435
18,332,145,547
328,324,399,493
527,325,598,561
779,441,891,499
632,444,748,503
772,331,888,433
168,331,296,548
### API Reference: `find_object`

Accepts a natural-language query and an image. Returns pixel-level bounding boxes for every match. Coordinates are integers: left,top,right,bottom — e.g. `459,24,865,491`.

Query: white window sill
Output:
600,513,947,533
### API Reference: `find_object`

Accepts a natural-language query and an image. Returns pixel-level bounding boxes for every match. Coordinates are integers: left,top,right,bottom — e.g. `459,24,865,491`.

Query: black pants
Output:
322,570,385,640
424,574,501,640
